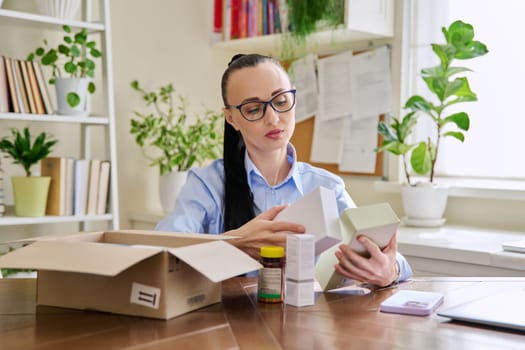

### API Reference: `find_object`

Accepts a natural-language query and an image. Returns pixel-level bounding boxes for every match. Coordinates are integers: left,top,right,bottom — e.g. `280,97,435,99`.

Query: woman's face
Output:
224,61,295,157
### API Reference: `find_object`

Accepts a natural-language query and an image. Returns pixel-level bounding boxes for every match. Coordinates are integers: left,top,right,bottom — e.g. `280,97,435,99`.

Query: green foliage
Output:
280,0,344,59
130,81,223,175
27,25,102,107
376,20,488,185
0,127,58,177
0,246,35,278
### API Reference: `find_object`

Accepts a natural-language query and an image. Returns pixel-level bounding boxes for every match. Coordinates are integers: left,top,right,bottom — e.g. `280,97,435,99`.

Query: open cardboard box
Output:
0,230,262,319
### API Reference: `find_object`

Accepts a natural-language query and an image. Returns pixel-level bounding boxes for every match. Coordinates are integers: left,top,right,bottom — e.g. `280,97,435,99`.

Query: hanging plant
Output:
281,0,344,59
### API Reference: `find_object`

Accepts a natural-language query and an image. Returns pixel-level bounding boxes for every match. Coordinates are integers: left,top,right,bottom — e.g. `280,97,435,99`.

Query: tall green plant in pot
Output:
27,25,102,116
0,127,58,216
376,20,488,225
130,80,223,212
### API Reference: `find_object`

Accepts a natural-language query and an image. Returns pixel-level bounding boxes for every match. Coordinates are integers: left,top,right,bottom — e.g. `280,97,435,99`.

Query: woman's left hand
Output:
334,234,399,287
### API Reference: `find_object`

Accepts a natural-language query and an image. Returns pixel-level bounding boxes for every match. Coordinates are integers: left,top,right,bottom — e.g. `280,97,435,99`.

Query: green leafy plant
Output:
27,25,102,107
0,127,58,177
0,246,35,278
280,0,344,59
376,20,488,185
130,80,223,175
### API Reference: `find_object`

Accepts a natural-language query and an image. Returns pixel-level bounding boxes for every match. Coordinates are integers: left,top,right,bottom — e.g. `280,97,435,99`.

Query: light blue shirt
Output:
156,144,412,282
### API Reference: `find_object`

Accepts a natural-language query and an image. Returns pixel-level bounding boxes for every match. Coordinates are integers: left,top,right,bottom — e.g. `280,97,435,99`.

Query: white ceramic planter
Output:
401,184,448,227
35,0,81,19
159,171,188,213
54,77,89,116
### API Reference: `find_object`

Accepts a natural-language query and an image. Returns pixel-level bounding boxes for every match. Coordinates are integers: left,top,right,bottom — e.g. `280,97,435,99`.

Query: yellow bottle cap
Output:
260,246,285,258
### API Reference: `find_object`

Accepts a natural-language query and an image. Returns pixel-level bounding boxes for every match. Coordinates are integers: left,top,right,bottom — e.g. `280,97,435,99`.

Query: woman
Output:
156,53,412,287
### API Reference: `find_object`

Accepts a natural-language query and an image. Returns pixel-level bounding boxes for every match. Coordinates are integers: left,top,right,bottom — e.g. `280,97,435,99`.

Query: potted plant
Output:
0,127,58,216
376,20,488,225
130,80,223,212
280,0,344,59
27,25,102,116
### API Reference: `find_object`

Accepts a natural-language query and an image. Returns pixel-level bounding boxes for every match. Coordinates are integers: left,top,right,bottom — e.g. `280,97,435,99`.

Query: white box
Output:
315,203,400,291
275,187,341,255
286,234,315,281
285,280,315,307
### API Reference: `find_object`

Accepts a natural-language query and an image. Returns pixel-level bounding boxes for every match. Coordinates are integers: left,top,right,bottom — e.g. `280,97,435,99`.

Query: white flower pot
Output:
159,171,187,213
55,77,90,116
401,184,448,227
35,0,81,19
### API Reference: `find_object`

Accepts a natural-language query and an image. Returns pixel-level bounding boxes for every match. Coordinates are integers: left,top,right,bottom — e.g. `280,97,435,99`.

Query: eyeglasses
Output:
226,89,296,122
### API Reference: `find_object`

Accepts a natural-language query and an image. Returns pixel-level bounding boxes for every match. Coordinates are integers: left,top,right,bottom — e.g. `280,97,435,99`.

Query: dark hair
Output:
221,54,285,231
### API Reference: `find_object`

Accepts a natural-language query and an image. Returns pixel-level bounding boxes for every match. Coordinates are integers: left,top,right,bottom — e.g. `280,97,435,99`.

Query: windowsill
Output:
398,224,525,273
375,177,525,201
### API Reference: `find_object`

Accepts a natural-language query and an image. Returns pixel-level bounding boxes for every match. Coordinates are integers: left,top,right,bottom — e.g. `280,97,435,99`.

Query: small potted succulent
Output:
27,25,102,116
376,20,488,224
0,127,58,216
130,80,223,212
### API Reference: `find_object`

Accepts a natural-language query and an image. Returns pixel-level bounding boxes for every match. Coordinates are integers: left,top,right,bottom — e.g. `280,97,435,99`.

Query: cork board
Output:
291,115,384,176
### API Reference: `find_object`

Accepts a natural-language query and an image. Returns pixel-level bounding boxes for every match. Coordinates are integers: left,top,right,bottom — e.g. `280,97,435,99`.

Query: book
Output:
223,0,231,41
32,61,54,114
210,0,223,44
73,159,90,216
5,57,22,113
26,60,46,114
0,56,9,112
12,59,29,114
19,59,37,114
4,57,18,113
65,157,75,216
230,0,241,39
86,159,102,215
41,157,67,216
96,160,111,215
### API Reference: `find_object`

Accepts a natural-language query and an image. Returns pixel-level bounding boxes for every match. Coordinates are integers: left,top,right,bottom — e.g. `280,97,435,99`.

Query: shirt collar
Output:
244,143,304,195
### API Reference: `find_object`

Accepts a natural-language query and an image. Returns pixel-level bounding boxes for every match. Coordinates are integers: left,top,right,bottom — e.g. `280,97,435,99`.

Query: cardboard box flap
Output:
168,240,262,283
0,240,163,276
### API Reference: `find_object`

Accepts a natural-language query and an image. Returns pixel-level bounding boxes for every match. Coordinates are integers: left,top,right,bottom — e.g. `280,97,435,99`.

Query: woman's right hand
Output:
223,204,305,259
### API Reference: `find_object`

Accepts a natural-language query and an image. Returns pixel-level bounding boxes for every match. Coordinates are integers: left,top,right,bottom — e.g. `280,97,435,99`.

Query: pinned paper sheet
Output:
289,54,318,123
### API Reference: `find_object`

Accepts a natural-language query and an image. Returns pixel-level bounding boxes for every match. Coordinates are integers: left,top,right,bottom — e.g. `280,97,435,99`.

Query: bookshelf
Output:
213,0,395,55
0,0,119,230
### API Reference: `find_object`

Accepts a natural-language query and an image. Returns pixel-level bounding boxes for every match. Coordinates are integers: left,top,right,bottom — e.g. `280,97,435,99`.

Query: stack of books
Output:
41,157,111,216
0,55,54,114
215,0,287,41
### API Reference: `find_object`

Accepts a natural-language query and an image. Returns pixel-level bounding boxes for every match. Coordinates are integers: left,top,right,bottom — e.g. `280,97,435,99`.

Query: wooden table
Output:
1,277,524,349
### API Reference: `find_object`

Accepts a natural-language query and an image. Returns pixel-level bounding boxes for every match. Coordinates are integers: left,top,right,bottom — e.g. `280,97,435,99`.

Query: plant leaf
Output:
410,142,432,175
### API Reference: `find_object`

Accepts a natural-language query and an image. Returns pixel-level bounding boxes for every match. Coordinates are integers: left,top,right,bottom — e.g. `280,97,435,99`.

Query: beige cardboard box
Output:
315,203,400,291
0,230,262,319
275,186,342,255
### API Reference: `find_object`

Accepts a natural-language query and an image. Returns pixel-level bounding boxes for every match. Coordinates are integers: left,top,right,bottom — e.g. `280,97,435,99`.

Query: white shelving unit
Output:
0,0,119,230
213,0,394,55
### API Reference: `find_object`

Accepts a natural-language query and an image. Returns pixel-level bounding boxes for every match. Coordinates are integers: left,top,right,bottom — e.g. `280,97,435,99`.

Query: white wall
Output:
110,0,234,227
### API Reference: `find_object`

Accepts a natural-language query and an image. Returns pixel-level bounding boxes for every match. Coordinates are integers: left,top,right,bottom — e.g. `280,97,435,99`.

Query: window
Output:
406,0,525,180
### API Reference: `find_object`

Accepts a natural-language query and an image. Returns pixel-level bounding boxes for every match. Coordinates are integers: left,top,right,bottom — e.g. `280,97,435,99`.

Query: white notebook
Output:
502,240,525,253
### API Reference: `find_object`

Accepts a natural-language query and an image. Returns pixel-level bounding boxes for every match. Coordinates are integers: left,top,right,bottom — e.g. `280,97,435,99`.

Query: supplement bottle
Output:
258,246,285,303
